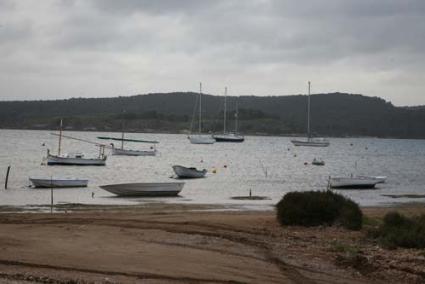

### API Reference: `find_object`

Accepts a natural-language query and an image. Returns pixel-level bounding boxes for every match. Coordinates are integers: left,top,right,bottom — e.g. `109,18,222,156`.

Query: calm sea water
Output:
1,129,425,210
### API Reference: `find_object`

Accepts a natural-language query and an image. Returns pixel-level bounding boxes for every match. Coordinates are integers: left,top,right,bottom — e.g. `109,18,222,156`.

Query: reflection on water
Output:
1,129,425,209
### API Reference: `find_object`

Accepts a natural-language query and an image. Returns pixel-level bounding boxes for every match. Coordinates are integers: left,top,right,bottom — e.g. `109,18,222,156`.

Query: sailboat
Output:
110,143,157,156
213,88,245,143
110,122,157,156
291,81,330,147
188,83,215,144
46,120,107,166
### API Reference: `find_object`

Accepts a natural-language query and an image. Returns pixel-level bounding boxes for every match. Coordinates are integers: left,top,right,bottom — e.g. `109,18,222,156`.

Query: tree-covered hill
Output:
0,92,424,138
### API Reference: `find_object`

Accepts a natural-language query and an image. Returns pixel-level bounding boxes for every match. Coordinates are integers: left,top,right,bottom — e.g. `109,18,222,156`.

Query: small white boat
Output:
172,165,207,178
29,177,88,188
100,182,184,197
312,158,325,166
188,135,216,144
111,143,157,156
329,176,380,189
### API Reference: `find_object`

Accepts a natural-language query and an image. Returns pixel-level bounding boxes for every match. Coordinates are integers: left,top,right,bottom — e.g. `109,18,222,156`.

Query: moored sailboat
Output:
46,120,107,166
291,82,329,147
213,87,244,143
99,118,158,156
188,83,215,144
110,143,157,156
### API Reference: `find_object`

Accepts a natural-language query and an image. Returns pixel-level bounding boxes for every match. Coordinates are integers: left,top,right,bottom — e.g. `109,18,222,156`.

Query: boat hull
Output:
47,154,106,166
291,139,329,147
357,176,387,184
329,177,379,189
112,148,157,156
188,135,215,144
213,134,244,143
29,178,88,188
172,165,207,178
100,182,184,197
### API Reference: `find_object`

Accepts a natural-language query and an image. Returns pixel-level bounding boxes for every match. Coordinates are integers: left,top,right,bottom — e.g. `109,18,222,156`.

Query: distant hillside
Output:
1,92,424,138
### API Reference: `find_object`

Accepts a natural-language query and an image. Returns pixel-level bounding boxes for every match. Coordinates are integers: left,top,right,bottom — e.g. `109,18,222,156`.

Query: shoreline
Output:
1,199,425,214
2,127,425,140
0,203,424,283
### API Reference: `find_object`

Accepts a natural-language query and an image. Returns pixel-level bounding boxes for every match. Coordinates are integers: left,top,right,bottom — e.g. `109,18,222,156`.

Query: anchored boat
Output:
213,87,244,143
291,82,329,147
188,83,215,144
46,120,107,166
100,182,184,197
172,165,207,179
329,176,381,189
29,177,88,188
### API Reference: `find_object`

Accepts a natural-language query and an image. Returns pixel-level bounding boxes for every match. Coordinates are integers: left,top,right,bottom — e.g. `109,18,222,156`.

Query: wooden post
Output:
50,177,54,213
58,119,63,156
4,165,11,189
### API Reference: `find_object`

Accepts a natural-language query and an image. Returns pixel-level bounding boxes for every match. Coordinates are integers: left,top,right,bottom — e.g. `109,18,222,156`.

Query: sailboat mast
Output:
121,126,124,149
235,97,239,133
58,119,63,156
121,111,125,149
307,81,311,139
199,82,202,134
224,87,227,134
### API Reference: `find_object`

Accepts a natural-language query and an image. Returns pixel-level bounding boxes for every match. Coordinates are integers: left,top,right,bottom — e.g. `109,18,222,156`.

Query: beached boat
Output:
110,143,157,156
291,82,329,147
172,165,207,179
213,88,244,143
329,176,381,189
47,120,107,166
29,177,88,188
188,83,215,144
100,182,184,197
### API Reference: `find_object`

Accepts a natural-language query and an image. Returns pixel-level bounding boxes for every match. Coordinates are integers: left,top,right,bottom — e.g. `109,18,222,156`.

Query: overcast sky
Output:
0,0,424,106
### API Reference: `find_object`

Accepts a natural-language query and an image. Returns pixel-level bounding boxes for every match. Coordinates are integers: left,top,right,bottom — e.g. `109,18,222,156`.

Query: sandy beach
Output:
0,204,424,284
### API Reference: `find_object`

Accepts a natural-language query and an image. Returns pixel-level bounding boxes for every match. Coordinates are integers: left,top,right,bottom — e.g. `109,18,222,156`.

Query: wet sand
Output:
0,204,424,283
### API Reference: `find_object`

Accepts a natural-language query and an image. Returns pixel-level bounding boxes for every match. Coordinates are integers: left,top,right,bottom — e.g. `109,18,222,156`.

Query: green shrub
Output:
276,190,362,230
374,211,425,249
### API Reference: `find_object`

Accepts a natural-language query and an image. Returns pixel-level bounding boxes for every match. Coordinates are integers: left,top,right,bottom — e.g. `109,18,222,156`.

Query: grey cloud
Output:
0,0,424,105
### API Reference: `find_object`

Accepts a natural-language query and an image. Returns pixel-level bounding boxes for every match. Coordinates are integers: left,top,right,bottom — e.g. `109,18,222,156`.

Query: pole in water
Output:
4,165,11,189
50,176,54,213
